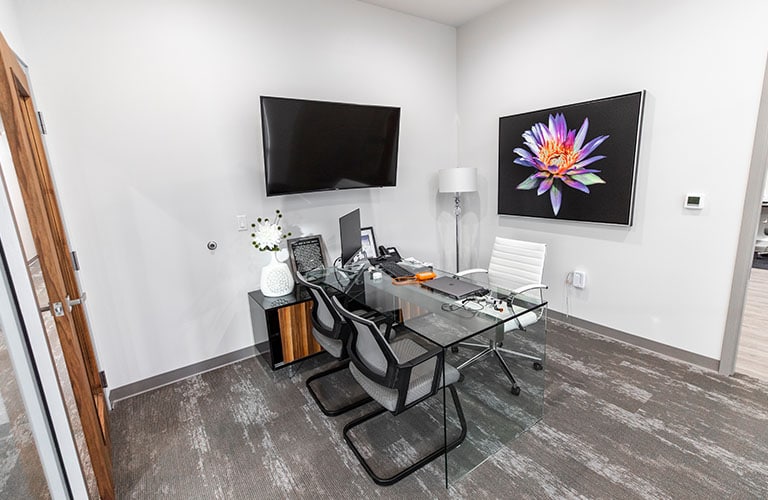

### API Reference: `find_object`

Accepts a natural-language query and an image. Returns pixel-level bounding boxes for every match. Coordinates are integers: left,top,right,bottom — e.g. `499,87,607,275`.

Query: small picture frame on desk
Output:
360,226,378,259
287,235,328,278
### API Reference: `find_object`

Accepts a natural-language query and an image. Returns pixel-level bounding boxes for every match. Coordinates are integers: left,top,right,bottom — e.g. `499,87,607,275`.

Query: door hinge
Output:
99,370,108,388
71,250,80,271
37,111,47,135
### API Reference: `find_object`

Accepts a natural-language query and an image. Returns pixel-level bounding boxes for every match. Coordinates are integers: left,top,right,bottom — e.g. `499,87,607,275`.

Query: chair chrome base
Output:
343,385,467,486
306,361,373,417
454,338,543,395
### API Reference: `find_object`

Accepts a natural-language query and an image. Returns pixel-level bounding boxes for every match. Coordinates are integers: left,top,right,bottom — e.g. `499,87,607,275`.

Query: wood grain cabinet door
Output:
278,302,322,363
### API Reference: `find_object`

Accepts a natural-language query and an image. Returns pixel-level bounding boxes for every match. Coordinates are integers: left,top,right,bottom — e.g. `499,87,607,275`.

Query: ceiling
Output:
357,0,512,27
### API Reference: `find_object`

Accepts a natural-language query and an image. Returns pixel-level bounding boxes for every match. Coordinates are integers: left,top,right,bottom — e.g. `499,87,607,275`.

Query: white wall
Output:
12,0,457,389
457,0,768,360
0,0,24,57
0,0,35,260
13,0,767,389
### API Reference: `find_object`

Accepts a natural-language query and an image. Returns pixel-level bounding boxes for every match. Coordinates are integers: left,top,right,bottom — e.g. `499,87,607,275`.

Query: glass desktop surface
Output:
306,267,543,347
306,266,547,485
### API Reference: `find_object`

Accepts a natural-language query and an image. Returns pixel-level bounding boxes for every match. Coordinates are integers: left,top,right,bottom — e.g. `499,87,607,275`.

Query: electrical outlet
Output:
236,214,247,231
573,271,586,289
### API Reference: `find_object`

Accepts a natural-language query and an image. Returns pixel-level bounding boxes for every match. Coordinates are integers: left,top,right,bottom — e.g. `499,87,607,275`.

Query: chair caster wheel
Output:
533,362,543,371
451,346,459,353
511,385,521,396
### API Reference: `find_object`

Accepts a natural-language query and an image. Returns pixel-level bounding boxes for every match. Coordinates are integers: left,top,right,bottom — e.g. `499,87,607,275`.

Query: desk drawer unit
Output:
248,289,322,370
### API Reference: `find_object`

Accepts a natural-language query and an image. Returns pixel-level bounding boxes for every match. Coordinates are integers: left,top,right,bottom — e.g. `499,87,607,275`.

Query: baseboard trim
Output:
110,313,720,406
109,342,269,406
548,310,720,371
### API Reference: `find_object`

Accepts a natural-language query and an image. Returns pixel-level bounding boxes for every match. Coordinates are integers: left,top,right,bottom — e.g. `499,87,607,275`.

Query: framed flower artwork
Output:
498,91,645,225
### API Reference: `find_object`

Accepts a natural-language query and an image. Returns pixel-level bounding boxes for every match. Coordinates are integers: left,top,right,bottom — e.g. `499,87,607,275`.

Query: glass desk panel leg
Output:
446,307,547,483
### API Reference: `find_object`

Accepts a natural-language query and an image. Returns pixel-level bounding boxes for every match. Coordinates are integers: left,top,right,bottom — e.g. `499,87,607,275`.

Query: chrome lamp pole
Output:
438,168,477,273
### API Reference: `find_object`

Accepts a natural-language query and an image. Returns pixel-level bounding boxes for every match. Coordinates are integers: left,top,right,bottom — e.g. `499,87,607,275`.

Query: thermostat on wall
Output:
684,193,704,210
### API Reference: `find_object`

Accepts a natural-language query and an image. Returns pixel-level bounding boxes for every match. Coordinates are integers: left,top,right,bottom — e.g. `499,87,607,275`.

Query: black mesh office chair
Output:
332,295,467,486
295,272,373,416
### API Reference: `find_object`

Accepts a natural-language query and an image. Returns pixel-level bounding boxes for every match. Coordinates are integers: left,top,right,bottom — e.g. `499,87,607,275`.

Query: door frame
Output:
0,183,88,498
722,54,768,375
0,32,113,497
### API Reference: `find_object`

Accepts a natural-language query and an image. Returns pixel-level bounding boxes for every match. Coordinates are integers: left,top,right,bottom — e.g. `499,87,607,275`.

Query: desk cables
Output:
441,294,508,318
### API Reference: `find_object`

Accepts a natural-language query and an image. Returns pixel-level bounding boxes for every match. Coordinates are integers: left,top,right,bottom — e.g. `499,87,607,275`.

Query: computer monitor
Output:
339,209,362,267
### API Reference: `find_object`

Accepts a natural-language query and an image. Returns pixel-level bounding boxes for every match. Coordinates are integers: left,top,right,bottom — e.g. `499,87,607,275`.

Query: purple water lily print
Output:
514,113,609,216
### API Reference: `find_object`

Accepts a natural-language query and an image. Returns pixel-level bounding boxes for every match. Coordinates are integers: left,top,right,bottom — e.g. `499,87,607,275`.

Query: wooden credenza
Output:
248,288,322,370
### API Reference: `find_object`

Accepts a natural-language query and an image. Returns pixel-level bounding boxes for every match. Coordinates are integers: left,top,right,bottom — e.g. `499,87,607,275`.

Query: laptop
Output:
421,276,487,300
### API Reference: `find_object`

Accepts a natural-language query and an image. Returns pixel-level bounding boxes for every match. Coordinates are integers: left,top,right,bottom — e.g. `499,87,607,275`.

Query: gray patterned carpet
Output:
111,320,768,499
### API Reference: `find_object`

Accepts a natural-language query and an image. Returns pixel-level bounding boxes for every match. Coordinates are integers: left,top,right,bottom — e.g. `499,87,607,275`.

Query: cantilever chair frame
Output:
454,238,547,396
295,271,373,417
332,296,467,486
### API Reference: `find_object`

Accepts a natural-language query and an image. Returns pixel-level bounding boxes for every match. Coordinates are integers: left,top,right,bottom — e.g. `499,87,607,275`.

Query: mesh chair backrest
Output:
349,320,389,377
487,237,546,301
295,272,343,340
306,286,336,331
331,296,397,384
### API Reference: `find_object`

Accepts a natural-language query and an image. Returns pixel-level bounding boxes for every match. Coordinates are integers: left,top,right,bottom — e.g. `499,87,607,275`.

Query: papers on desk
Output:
398,258,431,274
401,256,433,268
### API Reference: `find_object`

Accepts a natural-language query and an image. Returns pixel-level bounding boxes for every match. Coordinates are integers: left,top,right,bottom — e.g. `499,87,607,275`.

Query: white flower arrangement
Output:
251,210,292,251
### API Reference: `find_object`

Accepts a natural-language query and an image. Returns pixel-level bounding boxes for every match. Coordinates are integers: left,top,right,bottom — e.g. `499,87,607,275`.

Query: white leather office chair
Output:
455,236,547,395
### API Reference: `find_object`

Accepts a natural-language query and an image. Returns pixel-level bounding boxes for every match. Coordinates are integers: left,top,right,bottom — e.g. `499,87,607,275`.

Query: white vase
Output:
260,251,294,297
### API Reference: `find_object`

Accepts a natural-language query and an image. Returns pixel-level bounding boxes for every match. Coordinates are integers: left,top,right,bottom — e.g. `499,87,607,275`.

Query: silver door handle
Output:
40,292,86,316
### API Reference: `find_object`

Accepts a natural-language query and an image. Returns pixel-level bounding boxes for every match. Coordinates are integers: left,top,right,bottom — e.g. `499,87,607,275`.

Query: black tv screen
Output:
260,96,400,196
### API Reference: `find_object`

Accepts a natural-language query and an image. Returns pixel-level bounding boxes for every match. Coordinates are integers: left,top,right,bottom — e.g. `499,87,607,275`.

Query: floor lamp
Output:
438,167,477,272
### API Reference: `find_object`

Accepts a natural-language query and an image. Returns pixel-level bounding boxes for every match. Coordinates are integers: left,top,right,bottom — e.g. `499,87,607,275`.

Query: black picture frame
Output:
287,235,328,277
498,91,645,225
360,226,378,259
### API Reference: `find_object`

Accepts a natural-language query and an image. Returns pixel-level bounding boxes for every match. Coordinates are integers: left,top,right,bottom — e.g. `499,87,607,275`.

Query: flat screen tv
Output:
260,96,400,196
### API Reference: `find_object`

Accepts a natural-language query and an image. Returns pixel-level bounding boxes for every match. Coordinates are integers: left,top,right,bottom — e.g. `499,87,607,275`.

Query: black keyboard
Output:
378,261,412,278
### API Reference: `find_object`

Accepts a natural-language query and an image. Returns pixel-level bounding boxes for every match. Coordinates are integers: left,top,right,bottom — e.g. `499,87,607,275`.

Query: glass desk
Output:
305,266,547,486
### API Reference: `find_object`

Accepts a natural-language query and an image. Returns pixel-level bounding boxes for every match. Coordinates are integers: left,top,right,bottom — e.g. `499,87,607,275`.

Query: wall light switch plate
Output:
236,214,247,231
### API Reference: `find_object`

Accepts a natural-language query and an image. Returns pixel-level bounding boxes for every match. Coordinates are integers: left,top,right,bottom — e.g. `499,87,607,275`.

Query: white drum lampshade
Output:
438,167,477,193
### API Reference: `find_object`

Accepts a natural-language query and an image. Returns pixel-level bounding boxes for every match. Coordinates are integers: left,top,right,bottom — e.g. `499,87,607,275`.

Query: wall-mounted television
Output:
260,96,400,197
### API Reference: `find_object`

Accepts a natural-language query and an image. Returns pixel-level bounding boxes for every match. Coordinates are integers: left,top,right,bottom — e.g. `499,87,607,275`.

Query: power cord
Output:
440,300,481,318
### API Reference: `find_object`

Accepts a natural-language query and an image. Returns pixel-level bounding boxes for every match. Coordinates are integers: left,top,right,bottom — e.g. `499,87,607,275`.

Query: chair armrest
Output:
399,345,444,369
358,309,390,323
506,284,547,329
510,283,548,296
508,283,547,310
456,268,488,277
354,310,397,338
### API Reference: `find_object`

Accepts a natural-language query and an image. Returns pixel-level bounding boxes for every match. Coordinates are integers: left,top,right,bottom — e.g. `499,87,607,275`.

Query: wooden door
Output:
0,33,114,498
